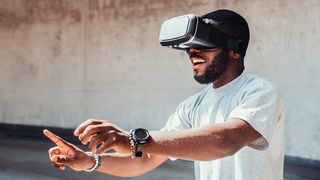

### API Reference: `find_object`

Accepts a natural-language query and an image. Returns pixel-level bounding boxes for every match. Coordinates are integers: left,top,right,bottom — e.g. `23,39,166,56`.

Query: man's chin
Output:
193,74,212,84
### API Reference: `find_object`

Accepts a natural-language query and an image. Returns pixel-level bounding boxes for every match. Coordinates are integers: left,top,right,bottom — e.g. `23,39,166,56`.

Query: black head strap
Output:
203,18,243,54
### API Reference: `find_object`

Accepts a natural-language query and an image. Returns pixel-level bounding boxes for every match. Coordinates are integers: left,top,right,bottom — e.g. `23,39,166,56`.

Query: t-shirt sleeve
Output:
161,87,208,132
161,100,193,132
228,82,284,150
160,97,195,161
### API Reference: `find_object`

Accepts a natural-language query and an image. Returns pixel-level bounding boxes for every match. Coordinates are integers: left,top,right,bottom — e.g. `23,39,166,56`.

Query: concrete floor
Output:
0,138,319,180
0,138,194,180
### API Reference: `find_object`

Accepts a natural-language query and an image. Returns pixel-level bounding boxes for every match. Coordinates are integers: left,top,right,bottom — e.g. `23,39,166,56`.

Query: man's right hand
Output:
43,129,95,171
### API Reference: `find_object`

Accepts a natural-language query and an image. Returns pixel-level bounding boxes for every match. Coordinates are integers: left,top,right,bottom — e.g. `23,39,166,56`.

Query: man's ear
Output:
228,50,241,60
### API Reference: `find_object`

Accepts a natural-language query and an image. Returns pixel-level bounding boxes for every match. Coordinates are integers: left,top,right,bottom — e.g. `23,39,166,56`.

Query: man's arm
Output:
43,129,168,177
44,117,260,176
146,118,261,161
96,153,168,177
76,118,261,162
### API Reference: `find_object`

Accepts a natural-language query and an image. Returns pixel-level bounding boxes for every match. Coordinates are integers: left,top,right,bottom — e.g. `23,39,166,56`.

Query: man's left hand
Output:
74,119,130,154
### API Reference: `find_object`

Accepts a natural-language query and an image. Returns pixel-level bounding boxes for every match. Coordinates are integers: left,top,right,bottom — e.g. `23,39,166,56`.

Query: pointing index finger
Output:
43,129,70,148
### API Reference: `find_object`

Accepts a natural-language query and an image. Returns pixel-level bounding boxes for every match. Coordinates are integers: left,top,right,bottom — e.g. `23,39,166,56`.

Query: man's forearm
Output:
145,119,260,161
146,127,234,161
96,153,168,177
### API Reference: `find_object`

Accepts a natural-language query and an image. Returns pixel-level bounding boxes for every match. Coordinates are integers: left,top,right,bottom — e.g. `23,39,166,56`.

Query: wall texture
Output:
0,0,319,160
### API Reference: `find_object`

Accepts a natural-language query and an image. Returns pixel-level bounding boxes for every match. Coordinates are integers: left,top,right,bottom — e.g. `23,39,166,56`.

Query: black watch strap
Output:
135,144,145,157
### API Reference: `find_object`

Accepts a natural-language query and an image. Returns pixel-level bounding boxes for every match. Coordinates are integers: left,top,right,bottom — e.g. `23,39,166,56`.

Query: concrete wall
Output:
0,0,319,160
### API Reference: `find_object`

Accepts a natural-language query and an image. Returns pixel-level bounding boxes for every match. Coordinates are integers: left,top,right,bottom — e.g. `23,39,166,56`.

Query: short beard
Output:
194,50,230,84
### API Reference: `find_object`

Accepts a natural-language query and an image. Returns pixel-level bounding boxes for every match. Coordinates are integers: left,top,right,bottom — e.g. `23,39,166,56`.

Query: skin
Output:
188,47,244,88
44,48,261,177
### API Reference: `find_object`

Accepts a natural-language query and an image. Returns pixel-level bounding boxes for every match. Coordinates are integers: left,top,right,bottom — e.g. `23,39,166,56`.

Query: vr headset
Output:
159,14,242,53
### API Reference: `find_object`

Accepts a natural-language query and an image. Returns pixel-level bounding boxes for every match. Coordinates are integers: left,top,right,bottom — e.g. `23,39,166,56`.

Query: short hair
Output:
201,9,250,58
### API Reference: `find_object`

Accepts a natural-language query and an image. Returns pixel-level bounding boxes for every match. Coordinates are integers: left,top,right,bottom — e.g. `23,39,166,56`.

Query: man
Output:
44,9,284,180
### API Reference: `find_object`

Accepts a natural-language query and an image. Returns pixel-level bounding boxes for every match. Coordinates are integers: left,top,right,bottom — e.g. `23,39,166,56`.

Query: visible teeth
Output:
192,59,206,64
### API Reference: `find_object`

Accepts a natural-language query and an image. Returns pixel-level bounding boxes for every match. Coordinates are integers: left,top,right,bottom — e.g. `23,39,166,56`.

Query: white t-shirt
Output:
162,70,285,180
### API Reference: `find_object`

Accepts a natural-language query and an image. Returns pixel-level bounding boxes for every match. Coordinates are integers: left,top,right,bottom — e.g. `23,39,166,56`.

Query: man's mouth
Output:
191,58,206,66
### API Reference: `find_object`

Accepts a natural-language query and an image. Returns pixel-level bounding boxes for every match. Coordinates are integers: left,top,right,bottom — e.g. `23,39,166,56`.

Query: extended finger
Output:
43,129,70,148
74,119,106,136
80,124,114,145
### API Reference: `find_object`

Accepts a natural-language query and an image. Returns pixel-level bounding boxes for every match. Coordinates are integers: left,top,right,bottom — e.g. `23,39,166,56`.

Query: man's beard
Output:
193,50,230,84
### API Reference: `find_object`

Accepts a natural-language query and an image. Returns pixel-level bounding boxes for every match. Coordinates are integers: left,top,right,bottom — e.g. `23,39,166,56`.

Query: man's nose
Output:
187,48,201,55
188,48,201,53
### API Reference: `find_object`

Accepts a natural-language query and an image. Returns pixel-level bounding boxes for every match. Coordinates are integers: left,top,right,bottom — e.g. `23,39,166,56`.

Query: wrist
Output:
86,153,95,169
143,131,158,154
129,128,151,158
84,152,101,172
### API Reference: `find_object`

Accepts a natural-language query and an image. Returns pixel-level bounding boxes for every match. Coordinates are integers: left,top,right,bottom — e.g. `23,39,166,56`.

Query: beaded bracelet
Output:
129,129,137,158
84,152,101,172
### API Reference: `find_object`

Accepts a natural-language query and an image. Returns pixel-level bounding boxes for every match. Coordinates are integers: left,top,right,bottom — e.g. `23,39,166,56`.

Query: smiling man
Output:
189,48,233,85
44,9,285,180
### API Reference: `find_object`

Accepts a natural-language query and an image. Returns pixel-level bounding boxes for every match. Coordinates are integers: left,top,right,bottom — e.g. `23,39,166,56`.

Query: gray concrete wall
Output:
0,0,319,160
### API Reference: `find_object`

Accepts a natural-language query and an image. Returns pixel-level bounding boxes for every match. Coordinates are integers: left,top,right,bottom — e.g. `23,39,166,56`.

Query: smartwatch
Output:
131,128,150,157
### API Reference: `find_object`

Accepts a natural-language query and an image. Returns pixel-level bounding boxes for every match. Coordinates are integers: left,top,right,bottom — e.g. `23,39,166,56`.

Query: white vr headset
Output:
159,14,242,52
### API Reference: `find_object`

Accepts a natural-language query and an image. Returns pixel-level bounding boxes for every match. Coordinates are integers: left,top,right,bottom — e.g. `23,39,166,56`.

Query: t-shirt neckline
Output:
210,70,248,95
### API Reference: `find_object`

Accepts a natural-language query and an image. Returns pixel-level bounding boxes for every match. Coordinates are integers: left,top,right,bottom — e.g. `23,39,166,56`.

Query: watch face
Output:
134,128,149,141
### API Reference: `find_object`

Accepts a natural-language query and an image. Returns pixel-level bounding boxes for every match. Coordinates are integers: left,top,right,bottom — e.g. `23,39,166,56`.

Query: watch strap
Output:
135,143,145,157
